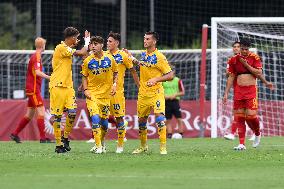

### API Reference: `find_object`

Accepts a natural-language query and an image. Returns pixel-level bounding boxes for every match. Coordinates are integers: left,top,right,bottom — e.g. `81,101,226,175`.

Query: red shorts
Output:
27,93,43,108
233,98,258,110
234,84,257,100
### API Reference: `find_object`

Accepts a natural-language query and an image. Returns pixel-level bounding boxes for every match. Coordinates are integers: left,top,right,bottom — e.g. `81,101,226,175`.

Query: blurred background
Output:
0,0,284,50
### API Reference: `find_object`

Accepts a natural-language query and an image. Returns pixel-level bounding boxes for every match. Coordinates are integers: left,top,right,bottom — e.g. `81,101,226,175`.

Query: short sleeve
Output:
156,54,171,74
81,59,89,77
227,56,236,74
34,51,41,70
252,54,262,69
60,45,76,57
111,55,118,73
121,51,133,69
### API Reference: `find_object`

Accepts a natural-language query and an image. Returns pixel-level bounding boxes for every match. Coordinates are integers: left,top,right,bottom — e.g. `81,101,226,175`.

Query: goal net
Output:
0,49,209,101
211,17,284,137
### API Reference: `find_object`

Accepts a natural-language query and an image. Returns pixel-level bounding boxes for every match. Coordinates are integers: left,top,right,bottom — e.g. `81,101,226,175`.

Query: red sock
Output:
235,114,246,145
37,116,46,140
231,120,237,135
246,115,260,136
13,117,31,135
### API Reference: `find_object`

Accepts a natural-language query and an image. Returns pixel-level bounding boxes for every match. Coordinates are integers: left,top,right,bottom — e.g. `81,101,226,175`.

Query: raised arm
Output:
73,30,90,57
239,57,262,77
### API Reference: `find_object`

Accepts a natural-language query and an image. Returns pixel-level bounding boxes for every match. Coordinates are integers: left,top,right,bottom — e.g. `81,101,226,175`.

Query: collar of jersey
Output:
90,51,105,61
146,48,158,56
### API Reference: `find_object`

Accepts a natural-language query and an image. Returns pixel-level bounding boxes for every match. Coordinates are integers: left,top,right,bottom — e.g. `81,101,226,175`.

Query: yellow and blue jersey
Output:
107,50,133,94
81,52,118,99
139,48,171,95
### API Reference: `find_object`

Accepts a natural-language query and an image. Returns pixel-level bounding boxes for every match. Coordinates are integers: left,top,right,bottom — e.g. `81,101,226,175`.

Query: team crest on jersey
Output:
113,54,123,64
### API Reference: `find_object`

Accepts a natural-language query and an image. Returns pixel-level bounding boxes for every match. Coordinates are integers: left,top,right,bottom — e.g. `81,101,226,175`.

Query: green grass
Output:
0,138,284,189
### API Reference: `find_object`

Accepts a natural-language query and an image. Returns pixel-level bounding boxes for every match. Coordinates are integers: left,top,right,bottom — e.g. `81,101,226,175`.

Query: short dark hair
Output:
63,27,80,38
232,41,240,47
145,31,159,41
240,39,251,47
108,31,121,42
90,36,104,44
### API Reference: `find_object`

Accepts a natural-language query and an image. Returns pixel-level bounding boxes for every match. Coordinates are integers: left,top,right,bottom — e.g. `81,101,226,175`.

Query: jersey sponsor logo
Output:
88,57,112,75
140,52,157,66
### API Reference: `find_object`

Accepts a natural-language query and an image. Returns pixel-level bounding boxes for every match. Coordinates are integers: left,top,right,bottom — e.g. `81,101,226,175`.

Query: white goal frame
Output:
210,17,284,138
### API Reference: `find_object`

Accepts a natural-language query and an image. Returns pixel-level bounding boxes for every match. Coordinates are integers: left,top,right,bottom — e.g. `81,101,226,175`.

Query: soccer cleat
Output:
10,134,21,143
252,134,261,148
234,144,246,150
132,146,148,154
224,133,235,140
40,138,54,143
86,138,95,143
160,143,167,155
90,146,103,154
116,146,124,154
102,145,107,153
55,145,68,153
61,137,71,151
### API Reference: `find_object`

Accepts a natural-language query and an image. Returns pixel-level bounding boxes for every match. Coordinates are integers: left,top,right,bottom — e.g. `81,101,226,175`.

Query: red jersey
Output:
25,51,43,95
227,52,262,100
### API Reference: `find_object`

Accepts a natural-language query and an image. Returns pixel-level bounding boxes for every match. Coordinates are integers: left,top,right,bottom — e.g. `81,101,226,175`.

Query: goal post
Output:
211,17,284,138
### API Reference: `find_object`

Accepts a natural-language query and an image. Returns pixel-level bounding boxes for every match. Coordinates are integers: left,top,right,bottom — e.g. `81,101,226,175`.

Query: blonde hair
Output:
35,37,46,49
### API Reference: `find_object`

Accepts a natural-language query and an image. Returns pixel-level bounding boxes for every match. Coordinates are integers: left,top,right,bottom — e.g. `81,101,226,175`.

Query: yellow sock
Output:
100,128,107,145
53,121,62,146
117,129,126,147
64,114,75,138
92,128,102,147
158,126,167,146
139,129,147,147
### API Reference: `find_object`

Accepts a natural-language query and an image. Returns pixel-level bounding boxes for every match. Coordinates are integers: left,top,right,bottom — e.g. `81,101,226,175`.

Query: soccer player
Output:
10,37,51,143
223,39,266,150
81,36,118,154
50,27,90,153
107,32,139,153
125,31,174,155
162,64,185,139
224,41,275,141
223,41,241,140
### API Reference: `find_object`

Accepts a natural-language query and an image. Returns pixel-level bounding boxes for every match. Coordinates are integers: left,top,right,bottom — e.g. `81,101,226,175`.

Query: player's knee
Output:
67,109,76,118
155,115,166,128
91,115,100,129
138,122,147,130
234,113,246,124
100,119,109,130
117,121,125,130
52,115,62,128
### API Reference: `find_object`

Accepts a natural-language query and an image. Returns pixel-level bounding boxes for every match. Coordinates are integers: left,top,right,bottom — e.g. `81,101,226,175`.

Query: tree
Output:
0,3,35,49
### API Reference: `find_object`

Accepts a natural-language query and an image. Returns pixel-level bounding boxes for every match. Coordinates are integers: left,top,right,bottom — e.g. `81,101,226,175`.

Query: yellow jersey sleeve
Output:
60,45,76,57
121,51,133,69
110,55,118,73
81,58,89,77
156,53,171,74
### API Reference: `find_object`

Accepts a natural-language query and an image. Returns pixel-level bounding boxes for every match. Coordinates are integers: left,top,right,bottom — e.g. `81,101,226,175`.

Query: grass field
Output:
0,137,284,189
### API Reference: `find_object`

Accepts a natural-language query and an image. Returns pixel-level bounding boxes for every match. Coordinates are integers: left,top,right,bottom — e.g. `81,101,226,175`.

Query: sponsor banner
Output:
0,99,212,141
1,99,282,141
